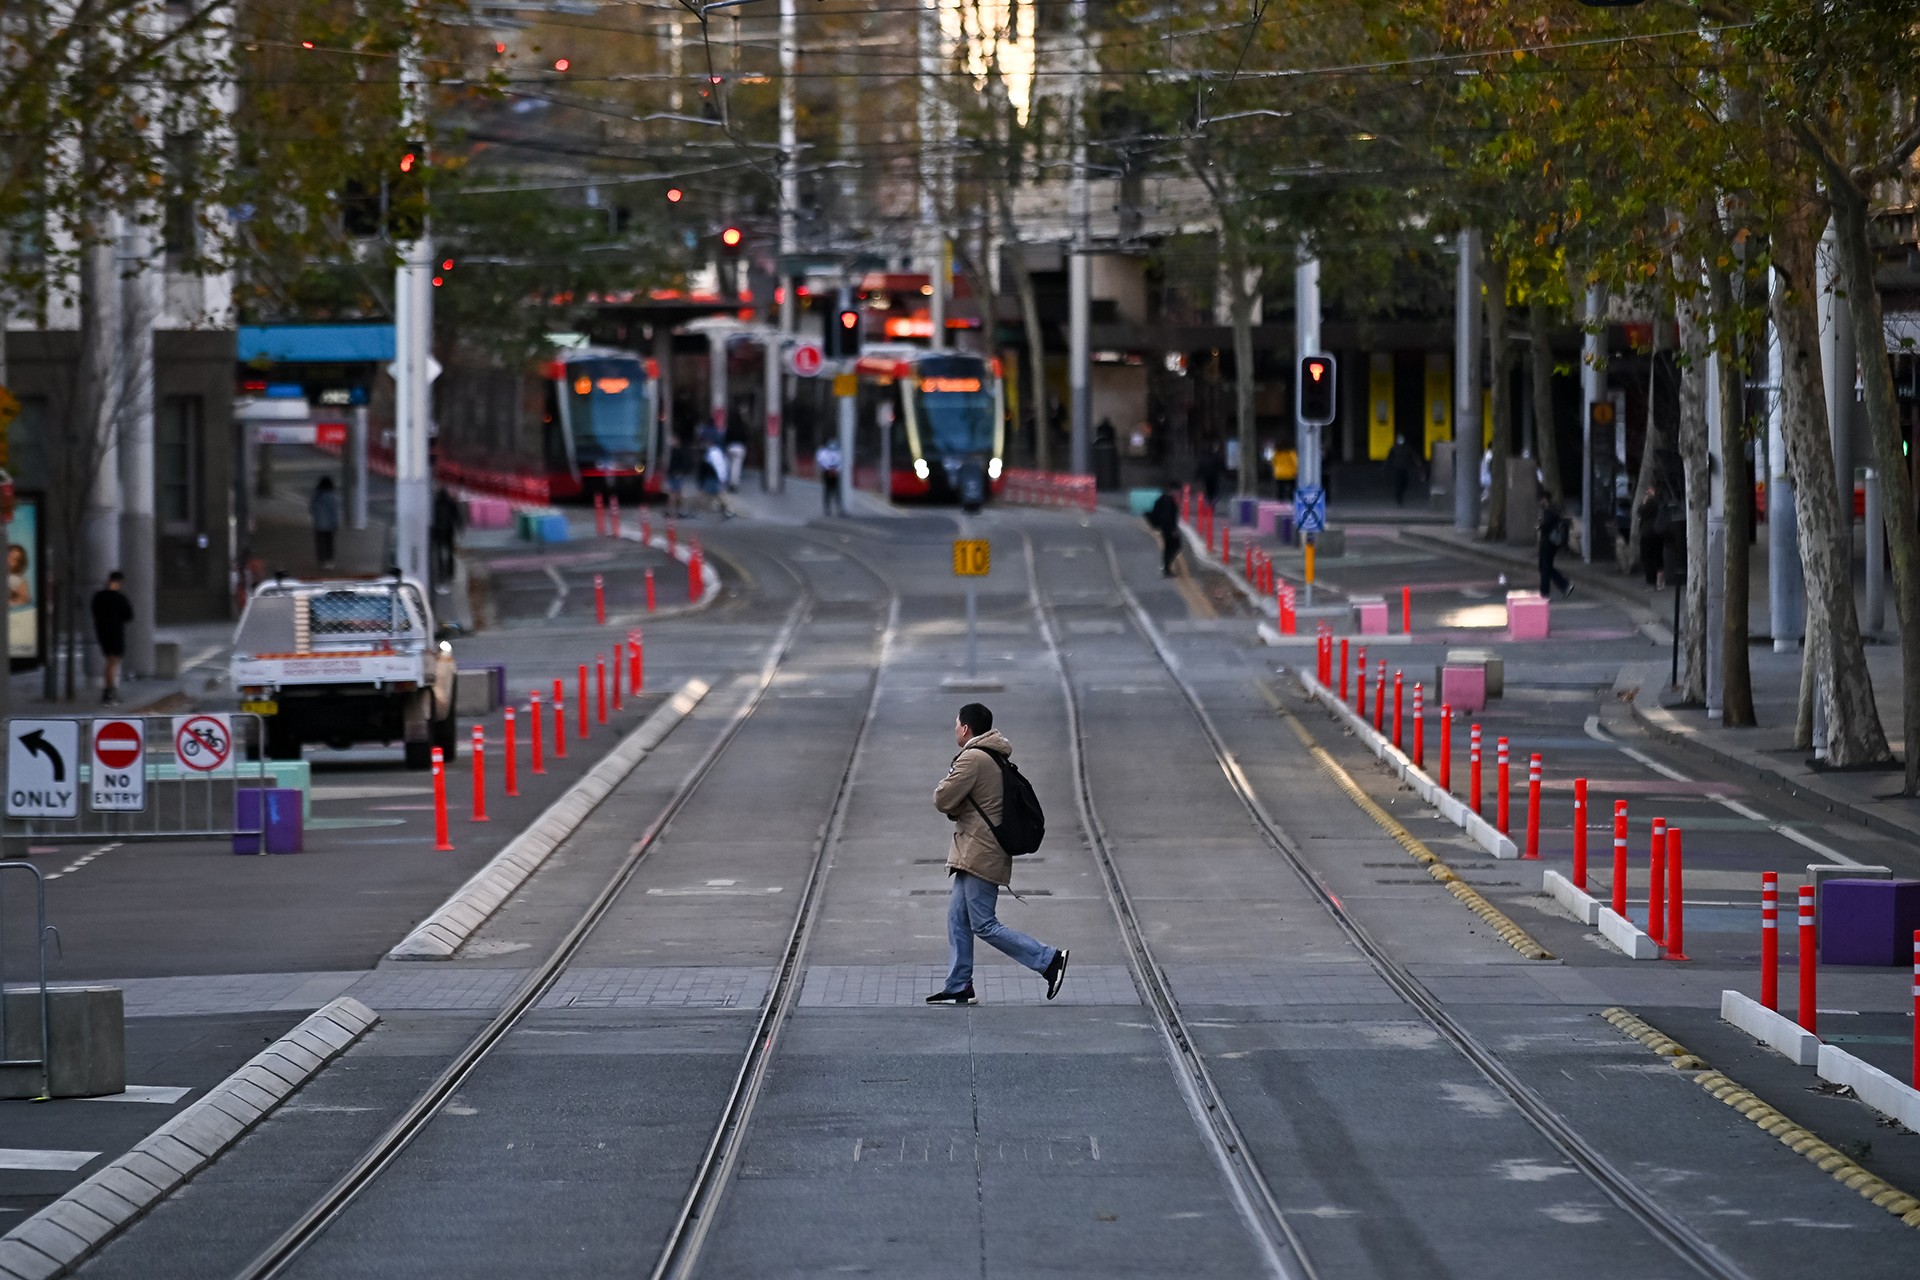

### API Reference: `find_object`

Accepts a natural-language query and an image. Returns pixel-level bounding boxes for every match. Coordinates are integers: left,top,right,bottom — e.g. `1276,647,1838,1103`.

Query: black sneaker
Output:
925,987,977,1006
1563,582,1575,600
1042,949,1070,1000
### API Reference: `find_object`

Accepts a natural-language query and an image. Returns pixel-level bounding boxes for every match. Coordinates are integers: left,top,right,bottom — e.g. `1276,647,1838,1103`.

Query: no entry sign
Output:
787,341,824,378
173,713,235,776
91,718,147,812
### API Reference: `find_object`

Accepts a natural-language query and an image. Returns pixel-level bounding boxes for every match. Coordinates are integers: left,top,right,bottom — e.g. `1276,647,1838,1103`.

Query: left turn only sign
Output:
8,718,80,818
91,718,147,812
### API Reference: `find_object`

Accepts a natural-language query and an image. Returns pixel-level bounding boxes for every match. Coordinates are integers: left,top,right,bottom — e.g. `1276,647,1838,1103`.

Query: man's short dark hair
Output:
957,702,993,736
107,571,124,584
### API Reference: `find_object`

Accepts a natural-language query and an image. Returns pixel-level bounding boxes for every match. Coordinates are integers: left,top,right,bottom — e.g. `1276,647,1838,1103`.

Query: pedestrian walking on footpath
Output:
1147,481,1183,577
430,486,464,592
815,439,845,516
91,571,133,705
666,434,693,518
927,703,1068,1005
1536,492,1572,599
309,475,341,569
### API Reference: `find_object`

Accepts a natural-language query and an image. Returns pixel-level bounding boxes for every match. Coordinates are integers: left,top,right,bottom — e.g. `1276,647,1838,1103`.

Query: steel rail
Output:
1022,533,1318,1280
234,553,839,1280
1080,529,1752,1280
647,544,899,1280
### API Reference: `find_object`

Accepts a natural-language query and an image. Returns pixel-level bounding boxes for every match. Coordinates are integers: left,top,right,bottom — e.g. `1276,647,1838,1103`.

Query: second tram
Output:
852,346,1006,502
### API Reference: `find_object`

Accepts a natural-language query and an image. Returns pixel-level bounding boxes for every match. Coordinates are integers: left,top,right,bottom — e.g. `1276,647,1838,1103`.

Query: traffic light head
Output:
721,226,743,249
827,305,862,358
1298,354,1337,426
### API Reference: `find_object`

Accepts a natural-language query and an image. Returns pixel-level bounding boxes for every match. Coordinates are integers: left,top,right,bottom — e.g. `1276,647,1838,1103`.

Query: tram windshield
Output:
910,357,997,456
563,359,646,460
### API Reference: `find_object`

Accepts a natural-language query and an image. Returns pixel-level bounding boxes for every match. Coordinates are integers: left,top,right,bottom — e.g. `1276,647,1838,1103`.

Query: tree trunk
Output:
997,191,1050,471
1528,303,1563,504
1627,291,1669,574
1223,222,1258,498
1673,262,1710,705
1715,261,1757,726
1773,209,1892,765
1829,179,1920,791
1483,253,1513,540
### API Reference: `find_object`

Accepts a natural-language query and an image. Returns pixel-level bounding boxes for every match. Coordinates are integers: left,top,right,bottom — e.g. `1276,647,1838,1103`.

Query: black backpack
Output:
965,748,1046,856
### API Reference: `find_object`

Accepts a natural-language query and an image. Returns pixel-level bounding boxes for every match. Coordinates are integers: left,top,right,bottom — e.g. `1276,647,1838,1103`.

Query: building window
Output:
163,133,199,267
157,395,201,534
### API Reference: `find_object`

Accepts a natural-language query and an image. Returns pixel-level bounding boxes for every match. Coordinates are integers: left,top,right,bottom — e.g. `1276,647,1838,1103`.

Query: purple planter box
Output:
1819,879,1920,966
234,787,305,855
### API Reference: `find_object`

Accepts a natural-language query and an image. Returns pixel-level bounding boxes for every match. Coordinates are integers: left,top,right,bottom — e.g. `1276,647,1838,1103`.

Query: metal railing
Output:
0,861,55,1100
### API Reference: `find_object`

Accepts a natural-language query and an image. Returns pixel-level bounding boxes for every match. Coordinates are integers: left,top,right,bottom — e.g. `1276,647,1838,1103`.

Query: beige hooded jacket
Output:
933,729,1015,887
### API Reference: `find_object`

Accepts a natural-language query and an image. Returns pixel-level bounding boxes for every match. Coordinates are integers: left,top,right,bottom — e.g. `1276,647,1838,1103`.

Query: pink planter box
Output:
1440,664,1487,713
1351,597,1388,635
1255,501,1285,537
466,497,513,529
1506,591,1550,640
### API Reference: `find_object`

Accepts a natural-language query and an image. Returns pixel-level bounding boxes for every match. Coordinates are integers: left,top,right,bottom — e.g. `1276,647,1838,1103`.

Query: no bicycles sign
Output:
173,714,235,776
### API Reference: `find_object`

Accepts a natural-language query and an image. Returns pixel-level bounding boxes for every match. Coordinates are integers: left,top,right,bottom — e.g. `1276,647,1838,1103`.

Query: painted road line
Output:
1584,716,1865,868
46,843,121,882
544,564,569,621
387,677,711,961
0,999,377,1280
0,1151,98,1172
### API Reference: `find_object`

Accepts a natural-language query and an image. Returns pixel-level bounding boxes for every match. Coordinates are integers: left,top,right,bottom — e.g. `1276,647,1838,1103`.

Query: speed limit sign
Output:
952,539,990,577
173,713,235,776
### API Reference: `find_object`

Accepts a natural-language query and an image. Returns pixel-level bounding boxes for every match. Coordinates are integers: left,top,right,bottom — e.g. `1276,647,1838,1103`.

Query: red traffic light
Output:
553,58,570,71
399,152,418,173
721,226,743,248
1306,358,1328,382
839,310,858,329
667,188,683,203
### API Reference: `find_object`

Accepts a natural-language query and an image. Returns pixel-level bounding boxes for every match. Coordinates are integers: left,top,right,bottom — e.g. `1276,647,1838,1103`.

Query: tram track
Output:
1031,519,1753,1280
230,534,899,1280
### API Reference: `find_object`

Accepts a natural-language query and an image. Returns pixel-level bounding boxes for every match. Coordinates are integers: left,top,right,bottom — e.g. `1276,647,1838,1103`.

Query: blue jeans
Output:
946,871,1056,991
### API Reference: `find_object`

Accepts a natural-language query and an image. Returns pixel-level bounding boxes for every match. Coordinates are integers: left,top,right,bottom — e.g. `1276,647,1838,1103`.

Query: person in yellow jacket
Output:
1271,446,1298,500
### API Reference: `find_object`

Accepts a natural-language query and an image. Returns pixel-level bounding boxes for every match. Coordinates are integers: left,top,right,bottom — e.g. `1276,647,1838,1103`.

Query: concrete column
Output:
1453,230,1482,531
652,324,673,475
392,231,433,586
117,216,159,677
769,0,796,493
708,330,729,440
1067,0,1090,476
348,405,369,530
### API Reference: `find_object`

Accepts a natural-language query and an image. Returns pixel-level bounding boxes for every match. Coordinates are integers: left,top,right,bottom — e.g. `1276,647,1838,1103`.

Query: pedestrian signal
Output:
1298,354,1337,427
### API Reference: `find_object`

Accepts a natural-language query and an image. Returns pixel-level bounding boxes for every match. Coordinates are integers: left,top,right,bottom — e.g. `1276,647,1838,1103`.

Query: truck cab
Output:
231,574,457,768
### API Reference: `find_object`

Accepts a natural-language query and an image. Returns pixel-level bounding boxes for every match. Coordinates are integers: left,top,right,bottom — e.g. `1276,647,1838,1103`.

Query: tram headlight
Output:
987,458,1003,480
913,459,930,480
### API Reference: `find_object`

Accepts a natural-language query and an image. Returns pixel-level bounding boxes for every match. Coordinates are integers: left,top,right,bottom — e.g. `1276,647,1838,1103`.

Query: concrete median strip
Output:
1601,1007,1920,1230
1720,989,1820,1067
388,677,711,960
0,998,378,1280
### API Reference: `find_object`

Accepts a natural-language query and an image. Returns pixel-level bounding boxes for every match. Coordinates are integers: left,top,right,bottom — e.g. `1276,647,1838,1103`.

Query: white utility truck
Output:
231,574,458,767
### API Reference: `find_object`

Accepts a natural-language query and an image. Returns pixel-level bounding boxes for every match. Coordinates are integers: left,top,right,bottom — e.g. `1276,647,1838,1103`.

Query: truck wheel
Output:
432,707,459,762
265,717,303,761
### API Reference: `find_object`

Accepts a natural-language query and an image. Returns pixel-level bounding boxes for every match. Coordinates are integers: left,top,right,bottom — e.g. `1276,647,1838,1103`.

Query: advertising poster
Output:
7,493,41,665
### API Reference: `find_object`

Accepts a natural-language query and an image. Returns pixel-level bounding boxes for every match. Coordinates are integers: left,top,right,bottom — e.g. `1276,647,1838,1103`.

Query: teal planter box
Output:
1127,488,1160,517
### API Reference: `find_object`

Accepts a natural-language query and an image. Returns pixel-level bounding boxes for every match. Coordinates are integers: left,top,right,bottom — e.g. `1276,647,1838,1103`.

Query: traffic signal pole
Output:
394,53,433,590
1296,248,1323,607
1067,0,1091,476
1453,229,1482,533
767,0,796,494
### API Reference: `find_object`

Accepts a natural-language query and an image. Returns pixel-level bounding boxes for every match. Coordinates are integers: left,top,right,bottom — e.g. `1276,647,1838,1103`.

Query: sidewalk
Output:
1402,522,1920,848
725,471,904,524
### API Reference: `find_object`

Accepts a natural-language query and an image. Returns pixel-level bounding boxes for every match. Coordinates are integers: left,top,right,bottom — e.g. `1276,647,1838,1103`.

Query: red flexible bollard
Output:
1495,737,1510,834
1665,827,1687,960
431,747,453,850
1523,753,1542,860
553,678,568,759
1469,724,1483,816
1798,885,1818,1034
1372,662,1385,733
630,629,644,692
596,655,608,724
642,512,652,544
612,643,624,711
1760,872,1779,1010
1401,585,1412,635
1611,801,1629,918
1649,817,1667,945
645,568,656,613
578,663,590,738
689,545,704,601
530,693,545,774
1339,639,1350,701
667,520,677,556
1412,683,1424,768
504,707,519,797
1319,630,1331,685
594,573,607,626
471,726,489,823
1391,672,1403,749
1572,778,1588,890
593,492,606,536
1439,704,1452,791
1357,647,1369,716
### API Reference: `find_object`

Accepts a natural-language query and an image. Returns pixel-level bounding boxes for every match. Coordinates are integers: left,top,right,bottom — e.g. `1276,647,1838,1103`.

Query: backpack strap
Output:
961,748,1010,852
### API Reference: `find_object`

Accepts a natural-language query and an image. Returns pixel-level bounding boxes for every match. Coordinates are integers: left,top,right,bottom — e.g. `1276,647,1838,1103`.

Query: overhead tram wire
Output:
1068,528,1754,1280
229,540,884,1280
